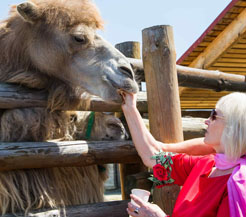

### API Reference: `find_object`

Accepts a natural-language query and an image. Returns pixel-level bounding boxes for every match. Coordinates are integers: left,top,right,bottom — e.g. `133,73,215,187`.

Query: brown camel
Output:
0,0,138,215
71,111,128,141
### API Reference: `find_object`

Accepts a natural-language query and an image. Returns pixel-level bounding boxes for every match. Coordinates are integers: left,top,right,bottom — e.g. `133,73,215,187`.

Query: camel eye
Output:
107,123,121,129
73,35,87,44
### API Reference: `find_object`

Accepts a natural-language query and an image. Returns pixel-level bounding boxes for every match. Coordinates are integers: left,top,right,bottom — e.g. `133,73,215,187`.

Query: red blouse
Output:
164,154,230,217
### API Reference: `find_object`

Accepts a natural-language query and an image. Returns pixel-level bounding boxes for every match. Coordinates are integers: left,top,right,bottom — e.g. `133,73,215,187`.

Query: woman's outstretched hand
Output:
119,90,137,111
127,194,167,217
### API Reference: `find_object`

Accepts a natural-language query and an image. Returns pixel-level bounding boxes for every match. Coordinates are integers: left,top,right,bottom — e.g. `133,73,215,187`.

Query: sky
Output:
0,0,232,60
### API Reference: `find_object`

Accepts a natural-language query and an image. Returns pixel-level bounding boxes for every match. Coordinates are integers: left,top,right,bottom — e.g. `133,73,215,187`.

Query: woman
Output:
121,91,246,217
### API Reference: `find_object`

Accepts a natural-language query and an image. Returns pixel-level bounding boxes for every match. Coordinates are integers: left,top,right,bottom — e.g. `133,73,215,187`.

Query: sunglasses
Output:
209,109,224,121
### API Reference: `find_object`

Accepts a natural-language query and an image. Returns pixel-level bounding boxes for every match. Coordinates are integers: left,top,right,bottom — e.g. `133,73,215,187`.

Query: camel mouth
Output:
106,76,120,89
101,75,138,103
105,76,137,94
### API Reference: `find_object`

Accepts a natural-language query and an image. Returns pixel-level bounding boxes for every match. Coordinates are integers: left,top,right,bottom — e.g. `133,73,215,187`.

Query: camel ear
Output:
17,2,40,23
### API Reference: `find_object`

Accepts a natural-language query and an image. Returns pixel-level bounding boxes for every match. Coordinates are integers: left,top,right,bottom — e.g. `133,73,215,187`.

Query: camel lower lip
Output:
106,76,134,93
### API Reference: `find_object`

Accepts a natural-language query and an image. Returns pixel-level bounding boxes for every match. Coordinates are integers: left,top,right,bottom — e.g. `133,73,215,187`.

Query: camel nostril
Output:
119,66,134,80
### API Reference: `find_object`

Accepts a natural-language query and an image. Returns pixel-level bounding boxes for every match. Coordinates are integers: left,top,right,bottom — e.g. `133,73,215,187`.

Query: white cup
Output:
131,188,150,206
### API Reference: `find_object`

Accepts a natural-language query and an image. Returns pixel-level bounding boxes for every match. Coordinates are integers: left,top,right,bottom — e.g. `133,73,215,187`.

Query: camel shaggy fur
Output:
0,0,137,215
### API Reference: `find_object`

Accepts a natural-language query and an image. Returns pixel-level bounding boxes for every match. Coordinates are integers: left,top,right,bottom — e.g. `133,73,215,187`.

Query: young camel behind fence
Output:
0,0,138,215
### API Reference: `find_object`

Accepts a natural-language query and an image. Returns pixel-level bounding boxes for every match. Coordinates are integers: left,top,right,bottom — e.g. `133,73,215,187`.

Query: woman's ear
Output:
17,2,40,24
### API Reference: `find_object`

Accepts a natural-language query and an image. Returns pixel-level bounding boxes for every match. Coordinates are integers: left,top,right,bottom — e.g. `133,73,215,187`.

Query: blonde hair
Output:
216,92,246,160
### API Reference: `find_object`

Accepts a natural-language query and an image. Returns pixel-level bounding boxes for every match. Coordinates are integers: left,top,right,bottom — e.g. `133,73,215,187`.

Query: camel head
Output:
72,111,128,141
11,0,138,103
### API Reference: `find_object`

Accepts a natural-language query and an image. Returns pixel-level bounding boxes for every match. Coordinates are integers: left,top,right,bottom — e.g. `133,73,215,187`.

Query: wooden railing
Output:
2,24,245,216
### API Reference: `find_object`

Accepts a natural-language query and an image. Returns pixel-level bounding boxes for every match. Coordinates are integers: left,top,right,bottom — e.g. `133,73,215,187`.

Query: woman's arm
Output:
121,92,215,168
162,138,215,156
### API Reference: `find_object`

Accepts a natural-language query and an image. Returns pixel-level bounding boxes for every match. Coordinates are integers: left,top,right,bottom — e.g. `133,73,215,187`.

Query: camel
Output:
0,0,138,215
71,111,128,141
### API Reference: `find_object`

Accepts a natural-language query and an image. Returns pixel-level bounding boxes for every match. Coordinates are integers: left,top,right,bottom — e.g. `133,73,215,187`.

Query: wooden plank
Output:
217,18,234,25
181,101,218,105
181,94,225,98
199,42,211,47
181,93,223,97
181,97,221,100
212,24,228,31
181,102,221,105
217,71,246,74
236,38,246,43
176,64,246,92
231,43,246,49
181,117,206,139
181,94,224,97
188,51,203,57
192,46,207,52
182,56,197,62
227,6,245,13
213,62,246,67
206,30,223,37
181,105,216,109
208,67,246,72
189,8,246,69
0,83,148,112
6,200,130,217
180,88,230,94
203,36,217,42
115,42,141,59
143,25,183,215
223,12,240,19
235,1,246,7
222,53,246,58
227,48,246,54
129,58,246,92
180,61,192,65
0,118,208,172
181,105,217,108
217,57,246,63
181,96,223,99
2,61,246,112
144,118,206,140
0,140,140,171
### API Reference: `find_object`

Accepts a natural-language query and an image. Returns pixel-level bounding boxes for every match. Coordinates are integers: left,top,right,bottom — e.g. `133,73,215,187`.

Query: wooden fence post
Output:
115,41,149,200
142,25,183,215
115,41,141,59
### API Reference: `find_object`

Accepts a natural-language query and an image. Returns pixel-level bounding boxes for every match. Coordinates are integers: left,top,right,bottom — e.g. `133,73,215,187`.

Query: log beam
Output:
0,117,205,172
0,64,246,112
176,65,246,92
5,200,129,217
115,41,141,59
0,83,147,112
142,25,183,215
0,140,140,171
129,58,246,92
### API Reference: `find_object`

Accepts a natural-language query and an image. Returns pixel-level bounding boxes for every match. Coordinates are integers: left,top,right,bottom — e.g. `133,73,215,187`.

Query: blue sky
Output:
0,0,231,59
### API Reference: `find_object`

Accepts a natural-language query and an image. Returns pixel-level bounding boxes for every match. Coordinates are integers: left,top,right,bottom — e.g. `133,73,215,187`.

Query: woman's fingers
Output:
127,208,140,217
128,202,138,211
127,202,139,217
130,194,145,207
118,90,127,103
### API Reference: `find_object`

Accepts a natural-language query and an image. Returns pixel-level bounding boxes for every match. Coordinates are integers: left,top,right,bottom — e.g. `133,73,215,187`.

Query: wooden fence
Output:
1,24,246,216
